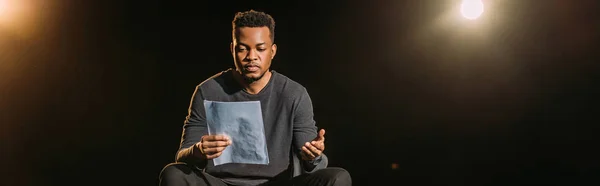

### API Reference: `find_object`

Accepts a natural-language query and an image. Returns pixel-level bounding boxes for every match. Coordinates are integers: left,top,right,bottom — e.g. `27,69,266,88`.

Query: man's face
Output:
231,26,277,83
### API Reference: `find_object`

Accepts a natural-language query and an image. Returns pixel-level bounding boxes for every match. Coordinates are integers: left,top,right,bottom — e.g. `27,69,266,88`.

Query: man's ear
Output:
230,42,234,56
271,43,277,59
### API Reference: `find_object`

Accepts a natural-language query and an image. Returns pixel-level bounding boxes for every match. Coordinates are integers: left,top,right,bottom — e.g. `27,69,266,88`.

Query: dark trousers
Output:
159,163,352,186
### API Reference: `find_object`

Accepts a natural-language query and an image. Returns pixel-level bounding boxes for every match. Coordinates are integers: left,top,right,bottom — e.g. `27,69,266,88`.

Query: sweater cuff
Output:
308,155,323,164
302,155,323,172
177,145,207,168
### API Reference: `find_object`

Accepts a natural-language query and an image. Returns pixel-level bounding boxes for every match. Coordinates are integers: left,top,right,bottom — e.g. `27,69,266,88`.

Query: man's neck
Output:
234,70,272,95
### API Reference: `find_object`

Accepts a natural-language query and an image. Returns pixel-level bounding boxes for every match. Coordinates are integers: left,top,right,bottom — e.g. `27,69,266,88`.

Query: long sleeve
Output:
292,87,321,171
175,85,209,168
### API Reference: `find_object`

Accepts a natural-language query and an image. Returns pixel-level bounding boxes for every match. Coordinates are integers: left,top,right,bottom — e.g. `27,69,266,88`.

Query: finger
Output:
206,151,223,159
203,146,226,154
302,146,316,159
311,141,325,151
305,142,322,156
195,142,207,156
203,141,231,148
203,135,230,142
300,149,312,160
301,146,316,159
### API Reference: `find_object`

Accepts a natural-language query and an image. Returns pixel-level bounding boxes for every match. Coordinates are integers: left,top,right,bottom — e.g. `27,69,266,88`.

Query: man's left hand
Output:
301,129,326,161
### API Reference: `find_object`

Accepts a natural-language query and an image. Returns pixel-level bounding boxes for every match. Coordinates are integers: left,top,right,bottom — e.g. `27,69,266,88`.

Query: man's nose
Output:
245,49,258,61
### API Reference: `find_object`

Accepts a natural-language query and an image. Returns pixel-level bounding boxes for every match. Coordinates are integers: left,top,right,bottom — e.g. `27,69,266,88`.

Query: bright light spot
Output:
461,0,484,20
0,0,6,16
0,0,40,38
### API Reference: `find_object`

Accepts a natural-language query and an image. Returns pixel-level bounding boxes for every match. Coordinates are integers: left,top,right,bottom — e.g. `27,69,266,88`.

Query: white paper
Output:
204,100,269,166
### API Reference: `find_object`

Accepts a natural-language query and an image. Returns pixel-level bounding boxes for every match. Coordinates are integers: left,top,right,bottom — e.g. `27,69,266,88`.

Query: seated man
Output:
159,10,351,186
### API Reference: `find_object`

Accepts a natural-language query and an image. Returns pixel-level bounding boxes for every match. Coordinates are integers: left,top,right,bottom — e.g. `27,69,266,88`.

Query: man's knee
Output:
328,168,351,185
316,167,352,185
159,163,193,184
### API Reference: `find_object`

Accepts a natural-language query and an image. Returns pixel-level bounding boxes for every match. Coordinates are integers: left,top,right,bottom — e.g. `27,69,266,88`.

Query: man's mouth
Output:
244,65,260,72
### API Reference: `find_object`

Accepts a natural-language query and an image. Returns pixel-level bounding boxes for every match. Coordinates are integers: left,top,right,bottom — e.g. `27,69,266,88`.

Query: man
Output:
159,10,351,186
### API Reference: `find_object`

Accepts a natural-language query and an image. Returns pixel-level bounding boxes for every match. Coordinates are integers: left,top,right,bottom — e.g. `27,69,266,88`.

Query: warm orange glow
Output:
391,163,399,170
0,0,5,16
0,0,16,24
0,0,41,40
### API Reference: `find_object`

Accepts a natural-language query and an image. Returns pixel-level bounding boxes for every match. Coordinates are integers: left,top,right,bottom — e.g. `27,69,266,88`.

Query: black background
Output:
1,0,599,185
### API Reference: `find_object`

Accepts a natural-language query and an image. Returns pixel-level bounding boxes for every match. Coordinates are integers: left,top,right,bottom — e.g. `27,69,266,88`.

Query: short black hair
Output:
232,10,276,43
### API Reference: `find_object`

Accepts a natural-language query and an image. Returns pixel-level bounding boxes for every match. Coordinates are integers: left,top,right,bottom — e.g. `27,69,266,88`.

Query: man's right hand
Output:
194,134,232,160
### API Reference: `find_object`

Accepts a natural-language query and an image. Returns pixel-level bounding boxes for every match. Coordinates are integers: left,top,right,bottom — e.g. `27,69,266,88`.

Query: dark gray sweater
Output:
175,69,320,185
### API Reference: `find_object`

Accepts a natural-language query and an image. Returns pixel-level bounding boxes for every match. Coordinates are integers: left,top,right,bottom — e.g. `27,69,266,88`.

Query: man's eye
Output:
238,48,247,51
257,48,266,52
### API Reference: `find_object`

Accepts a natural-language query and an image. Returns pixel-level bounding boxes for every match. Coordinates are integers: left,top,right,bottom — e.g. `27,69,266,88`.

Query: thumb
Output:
316,129,325,140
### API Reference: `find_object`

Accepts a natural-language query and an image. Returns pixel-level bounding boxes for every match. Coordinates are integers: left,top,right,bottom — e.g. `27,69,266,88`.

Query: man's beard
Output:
242,70,266,84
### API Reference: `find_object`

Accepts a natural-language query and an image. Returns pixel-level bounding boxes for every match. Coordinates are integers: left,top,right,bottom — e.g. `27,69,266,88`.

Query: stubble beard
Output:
241,70,266,84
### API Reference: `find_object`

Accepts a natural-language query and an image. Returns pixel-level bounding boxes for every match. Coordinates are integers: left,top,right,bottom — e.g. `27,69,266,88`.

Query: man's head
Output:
231,10,277,84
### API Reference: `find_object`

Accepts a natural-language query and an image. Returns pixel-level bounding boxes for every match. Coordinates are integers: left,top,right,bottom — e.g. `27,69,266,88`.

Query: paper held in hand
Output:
203,100,269,166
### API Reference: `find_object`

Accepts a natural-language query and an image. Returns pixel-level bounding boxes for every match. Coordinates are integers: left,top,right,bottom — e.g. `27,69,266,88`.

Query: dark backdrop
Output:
1,0,599,185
